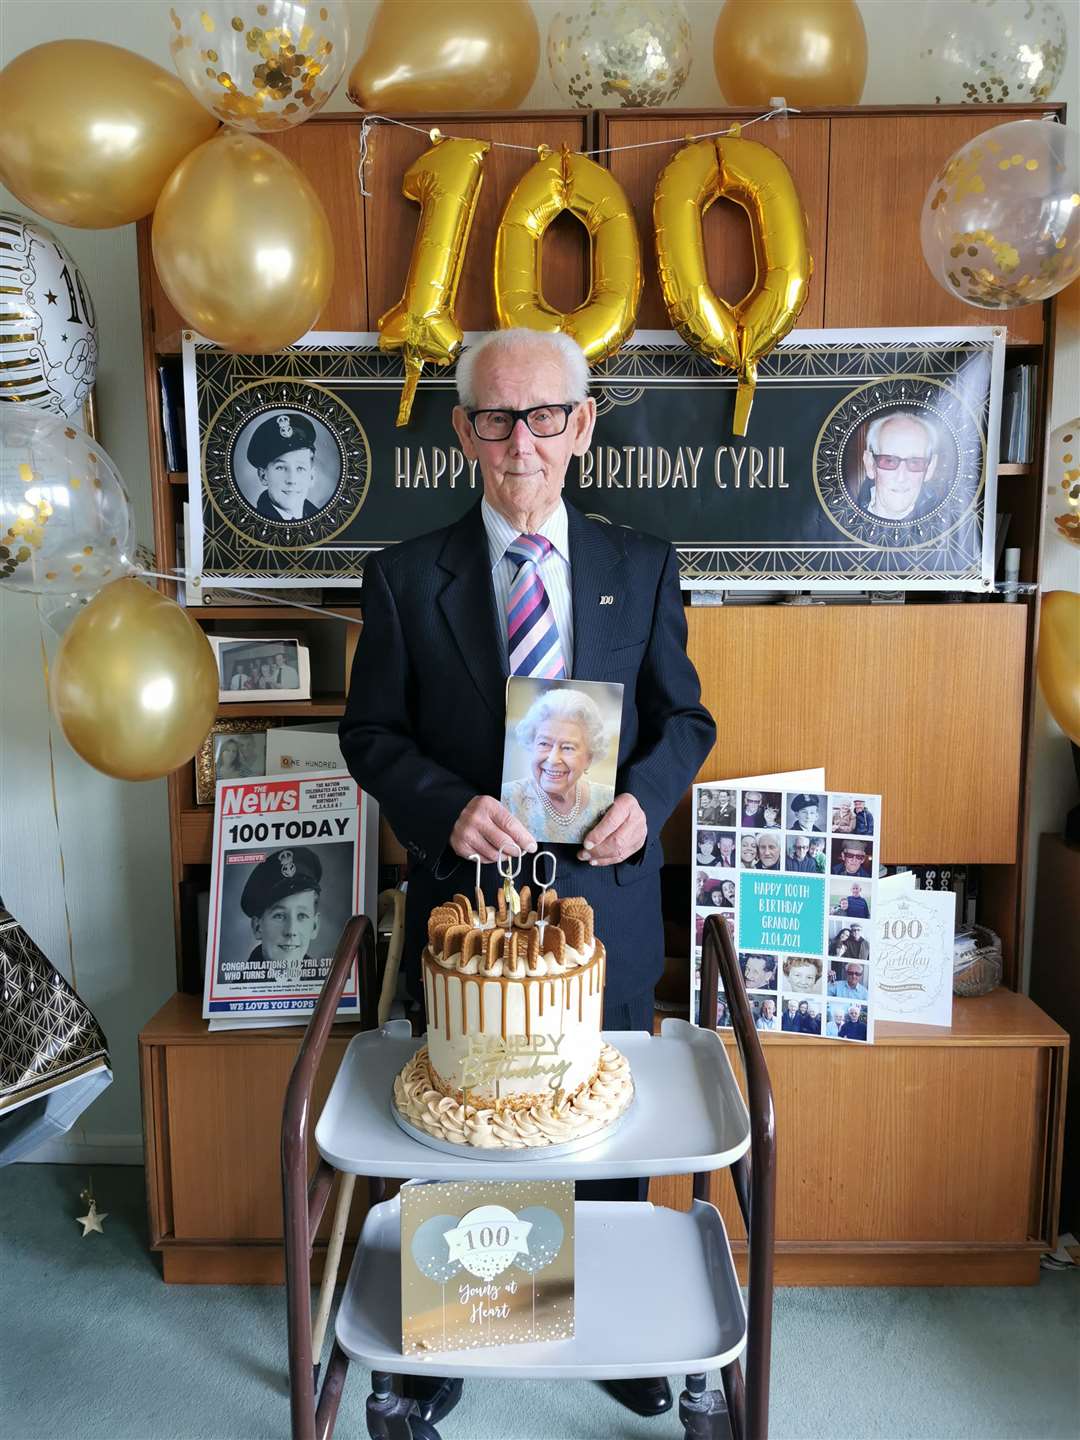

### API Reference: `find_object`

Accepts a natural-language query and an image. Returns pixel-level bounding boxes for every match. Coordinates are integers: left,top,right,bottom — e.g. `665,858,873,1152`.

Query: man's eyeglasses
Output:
466,403,576,442
871,450,932,473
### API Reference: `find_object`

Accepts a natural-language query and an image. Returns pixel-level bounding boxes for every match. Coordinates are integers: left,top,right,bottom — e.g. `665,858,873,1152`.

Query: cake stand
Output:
283,912,775,1440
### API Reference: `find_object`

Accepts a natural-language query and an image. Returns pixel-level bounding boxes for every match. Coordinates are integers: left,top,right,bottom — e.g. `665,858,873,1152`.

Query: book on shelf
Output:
158,361,186,473
999,364,1037,465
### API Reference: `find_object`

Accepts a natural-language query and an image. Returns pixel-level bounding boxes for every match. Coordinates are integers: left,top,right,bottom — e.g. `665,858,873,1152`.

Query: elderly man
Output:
829,962,869,1000
861,410,938,522
787,836,819,873
340,328,715,1424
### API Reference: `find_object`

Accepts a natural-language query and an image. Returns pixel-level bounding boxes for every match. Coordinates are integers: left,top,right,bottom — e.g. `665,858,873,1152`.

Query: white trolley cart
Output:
283,911,776,1440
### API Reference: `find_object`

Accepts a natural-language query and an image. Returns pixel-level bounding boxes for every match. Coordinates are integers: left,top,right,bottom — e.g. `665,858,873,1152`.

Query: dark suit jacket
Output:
256,490,318,521
339,501,716,1003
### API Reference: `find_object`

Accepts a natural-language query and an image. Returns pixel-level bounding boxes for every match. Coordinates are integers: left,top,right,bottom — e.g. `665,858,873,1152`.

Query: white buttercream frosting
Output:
393,1044,633,1149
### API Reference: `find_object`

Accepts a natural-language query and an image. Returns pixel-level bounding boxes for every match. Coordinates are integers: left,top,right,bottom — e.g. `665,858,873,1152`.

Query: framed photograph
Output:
210,636,311,703
194,720,269,805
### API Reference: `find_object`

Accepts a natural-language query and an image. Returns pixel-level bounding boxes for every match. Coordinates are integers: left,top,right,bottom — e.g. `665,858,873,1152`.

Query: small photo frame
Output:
752,995,780,1032
828,918,871,960
211,636,311,703
695,829,736,867
737,789,782,829
827,958,871,1001
740,952,778,992
782,996,823,1035
829,795,877,836
194,720,269,805
830,837,874,878
829,878,872,919
781,955,824,996
696,787,737,826
785,792,826,832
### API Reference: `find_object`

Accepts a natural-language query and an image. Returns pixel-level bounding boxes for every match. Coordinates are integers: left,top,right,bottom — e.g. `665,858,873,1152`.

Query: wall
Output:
1,0,1077,1156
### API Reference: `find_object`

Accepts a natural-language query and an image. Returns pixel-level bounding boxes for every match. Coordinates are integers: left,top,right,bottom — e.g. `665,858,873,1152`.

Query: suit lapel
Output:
437,504,508,720
567,503,624,682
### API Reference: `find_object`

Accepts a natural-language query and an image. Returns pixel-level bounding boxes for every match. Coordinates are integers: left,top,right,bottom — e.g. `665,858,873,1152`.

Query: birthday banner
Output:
692,769,880,1045
183,326,1002,592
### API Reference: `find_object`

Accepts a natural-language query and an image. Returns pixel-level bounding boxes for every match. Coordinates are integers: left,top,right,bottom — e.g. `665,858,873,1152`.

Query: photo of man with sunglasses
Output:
860,409,940,521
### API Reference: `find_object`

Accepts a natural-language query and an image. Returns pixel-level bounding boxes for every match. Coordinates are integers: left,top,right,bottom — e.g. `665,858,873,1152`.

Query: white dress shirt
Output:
481,497,574,673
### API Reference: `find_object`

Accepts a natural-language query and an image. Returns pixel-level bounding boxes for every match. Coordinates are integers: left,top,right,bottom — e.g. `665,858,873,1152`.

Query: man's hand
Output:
450,796,536,863
578,793,647,866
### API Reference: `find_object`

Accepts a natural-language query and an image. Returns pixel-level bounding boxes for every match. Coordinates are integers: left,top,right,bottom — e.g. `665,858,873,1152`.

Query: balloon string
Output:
132,567,361,625
34,602,78,992
356,106,799,195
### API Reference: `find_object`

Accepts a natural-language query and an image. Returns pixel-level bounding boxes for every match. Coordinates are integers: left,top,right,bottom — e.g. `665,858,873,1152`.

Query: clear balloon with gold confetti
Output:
917,0,1067,105
0,408,134,594
547,0,692,108
920,118,1080,310
1048,416,1080,551
167,1,350,132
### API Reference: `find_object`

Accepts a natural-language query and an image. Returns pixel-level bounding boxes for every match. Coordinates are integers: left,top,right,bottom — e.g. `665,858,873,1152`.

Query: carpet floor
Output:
1,1165,1077,1440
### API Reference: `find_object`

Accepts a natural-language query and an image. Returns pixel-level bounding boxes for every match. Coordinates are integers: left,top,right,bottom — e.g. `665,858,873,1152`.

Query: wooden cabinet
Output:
604,111,830,329
140,995,369,1282
138,105,1064,1283
652,992,1068,1285
823,113,1046,343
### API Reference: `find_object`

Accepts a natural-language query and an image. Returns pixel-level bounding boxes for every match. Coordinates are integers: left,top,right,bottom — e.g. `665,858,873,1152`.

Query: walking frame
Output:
283,911,775,1440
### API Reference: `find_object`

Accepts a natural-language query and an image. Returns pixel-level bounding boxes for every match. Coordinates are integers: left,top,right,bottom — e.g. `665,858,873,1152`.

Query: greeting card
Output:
400,1180,574,1355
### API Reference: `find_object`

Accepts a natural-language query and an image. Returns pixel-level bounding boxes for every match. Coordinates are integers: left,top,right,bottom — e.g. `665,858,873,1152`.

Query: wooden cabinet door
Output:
604,114,828,331
824,114,1045,343
686,603,1027,863
165,1038,359,1241
711,1038,1045,1245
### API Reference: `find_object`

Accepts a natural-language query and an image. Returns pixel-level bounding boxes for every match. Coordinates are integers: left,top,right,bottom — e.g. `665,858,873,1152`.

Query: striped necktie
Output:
505,534,567,679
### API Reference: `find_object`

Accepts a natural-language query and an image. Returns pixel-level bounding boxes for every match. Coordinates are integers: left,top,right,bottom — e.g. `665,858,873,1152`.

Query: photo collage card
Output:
692,773,881,1045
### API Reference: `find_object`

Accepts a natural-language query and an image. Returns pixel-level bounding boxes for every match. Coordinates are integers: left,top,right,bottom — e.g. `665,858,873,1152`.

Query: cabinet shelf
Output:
337,1195,746,1379
215,694,346,718
195,606,362,622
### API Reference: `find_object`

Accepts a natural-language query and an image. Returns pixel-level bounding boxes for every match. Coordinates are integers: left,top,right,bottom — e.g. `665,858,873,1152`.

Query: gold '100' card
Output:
400,1180,574,1357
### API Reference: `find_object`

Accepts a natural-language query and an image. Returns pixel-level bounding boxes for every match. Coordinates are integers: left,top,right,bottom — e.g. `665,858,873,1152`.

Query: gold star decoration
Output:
45,290,58,305
76,1201,107,1236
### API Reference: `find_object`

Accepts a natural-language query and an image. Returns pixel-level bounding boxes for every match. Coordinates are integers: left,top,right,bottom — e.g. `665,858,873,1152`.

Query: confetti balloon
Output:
918,0,1067,104
0,212,97,420
547,0,691,108
921,119,1080,310
1047,417,1080,551
0,409,134,595
168,0,350,131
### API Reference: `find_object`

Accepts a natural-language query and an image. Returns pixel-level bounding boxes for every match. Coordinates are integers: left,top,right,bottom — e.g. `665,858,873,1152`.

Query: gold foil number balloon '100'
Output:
495,146,642,366
1037,591,1080,748
378,136,491,426
51,578,219,782
654,135,811,435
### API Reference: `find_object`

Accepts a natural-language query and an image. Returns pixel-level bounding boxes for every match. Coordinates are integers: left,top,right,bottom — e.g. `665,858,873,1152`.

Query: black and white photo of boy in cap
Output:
246,412,321,521
240,846,322,982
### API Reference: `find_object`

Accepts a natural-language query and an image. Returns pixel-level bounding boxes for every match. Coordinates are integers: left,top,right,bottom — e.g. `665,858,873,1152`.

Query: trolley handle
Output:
282,914,377,1440
698,912,776,1440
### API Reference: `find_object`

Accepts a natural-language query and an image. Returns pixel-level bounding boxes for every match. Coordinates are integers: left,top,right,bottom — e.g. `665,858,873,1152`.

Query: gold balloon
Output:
495,146,642,365
713,0,868,107
0,40,219,229
1038,591,1080,747
348,0,539,112
379,136,490,426
654,136,811,434
51,578,219,782
152,130,334,352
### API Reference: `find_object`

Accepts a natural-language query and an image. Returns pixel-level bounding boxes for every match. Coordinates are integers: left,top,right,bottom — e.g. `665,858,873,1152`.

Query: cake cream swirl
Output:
393,1043,633,1149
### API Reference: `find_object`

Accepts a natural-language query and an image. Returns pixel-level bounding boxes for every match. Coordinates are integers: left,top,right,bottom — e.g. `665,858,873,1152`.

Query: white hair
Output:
455,329,590,409
866,409,937,455
516,686,608,761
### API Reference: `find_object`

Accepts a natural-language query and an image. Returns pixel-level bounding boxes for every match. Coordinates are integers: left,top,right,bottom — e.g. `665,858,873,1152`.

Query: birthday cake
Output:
393,885,633,1149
